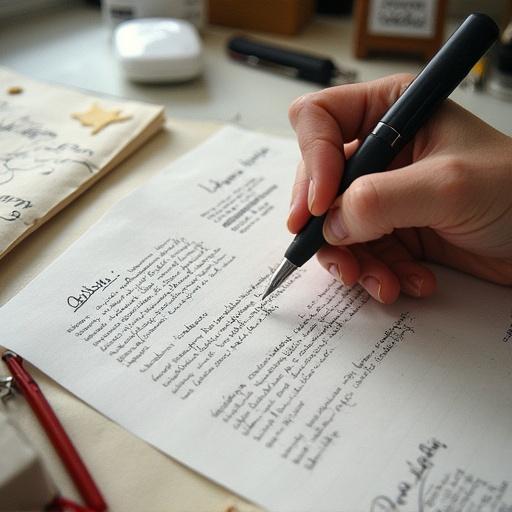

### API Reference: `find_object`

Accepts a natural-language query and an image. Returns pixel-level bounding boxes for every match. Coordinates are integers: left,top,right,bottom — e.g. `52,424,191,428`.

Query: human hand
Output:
287,74,512,303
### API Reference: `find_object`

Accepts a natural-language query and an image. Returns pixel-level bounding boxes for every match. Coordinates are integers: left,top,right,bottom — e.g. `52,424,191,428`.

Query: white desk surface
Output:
0,5,511,512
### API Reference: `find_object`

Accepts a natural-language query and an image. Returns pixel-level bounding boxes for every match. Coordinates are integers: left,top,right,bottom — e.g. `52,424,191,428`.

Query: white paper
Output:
1,126,511,512
368,0,437,38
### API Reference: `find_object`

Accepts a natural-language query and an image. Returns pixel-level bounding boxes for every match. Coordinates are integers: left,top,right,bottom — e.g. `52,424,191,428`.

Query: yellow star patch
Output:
72,103,131,135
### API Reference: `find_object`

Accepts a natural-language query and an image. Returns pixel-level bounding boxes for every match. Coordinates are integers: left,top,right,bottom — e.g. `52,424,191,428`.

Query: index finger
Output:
288,73,413,216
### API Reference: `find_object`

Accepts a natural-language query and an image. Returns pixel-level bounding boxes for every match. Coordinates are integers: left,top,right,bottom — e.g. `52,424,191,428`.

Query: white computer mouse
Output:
114,18,203,82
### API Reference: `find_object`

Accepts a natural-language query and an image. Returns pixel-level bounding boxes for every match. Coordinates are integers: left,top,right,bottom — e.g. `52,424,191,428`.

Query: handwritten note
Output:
0,67,164,259
0,127,511,511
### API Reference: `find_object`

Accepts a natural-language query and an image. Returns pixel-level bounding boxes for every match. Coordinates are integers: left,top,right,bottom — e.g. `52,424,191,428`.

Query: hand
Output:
287,74,512,303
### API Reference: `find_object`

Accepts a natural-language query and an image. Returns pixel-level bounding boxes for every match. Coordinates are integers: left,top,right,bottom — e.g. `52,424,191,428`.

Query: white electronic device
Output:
114,18,203,83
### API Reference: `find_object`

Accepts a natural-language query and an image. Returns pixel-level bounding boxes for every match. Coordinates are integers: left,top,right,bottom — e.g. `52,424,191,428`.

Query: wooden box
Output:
208,0,316,35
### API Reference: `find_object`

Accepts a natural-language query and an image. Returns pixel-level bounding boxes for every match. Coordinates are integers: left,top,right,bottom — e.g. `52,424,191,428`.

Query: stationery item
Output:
228,36,357,86
0,126,511,512
114,18,203,83
263,13,499,300
2,352,107,512
0,67,164,260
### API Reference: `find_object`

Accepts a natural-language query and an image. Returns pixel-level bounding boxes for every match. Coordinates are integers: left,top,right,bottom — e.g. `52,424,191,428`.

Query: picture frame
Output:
353,0,448,60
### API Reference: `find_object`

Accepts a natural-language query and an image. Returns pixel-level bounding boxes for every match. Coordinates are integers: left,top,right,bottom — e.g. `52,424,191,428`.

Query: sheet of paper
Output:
0,67,164,259
1,126,511,512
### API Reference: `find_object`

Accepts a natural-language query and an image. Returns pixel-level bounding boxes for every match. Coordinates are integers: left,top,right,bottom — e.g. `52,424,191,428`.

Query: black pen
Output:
262,13,499,300
228,35,357,86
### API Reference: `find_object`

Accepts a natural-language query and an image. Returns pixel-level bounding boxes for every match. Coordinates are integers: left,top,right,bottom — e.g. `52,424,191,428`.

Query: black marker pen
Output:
262,13,499,300
228,35,357,85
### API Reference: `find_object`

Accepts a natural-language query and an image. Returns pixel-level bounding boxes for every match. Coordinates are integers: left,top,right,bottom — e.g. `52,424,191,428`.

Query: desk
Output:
1,5,511,511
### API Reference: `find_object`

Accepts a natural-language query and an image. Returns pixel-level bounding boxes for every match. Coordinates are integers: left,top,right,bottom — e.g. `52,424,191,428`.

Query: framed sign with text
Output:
354,0,447,60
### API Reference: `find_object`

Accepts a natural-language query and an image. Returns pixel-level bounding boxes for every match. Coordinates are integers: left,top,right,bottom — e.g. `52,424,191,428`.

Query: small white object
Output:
114,18,203,83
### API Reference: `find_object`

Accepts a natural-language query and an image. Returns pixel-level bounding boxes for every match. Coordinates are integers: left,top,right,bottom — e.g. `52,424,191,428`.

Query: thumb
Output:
323,158,453,245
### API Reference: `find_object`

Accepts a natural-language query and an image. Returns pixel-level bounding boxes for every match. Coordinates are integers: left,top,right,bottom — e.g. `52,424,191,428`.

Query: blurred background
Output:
1,0,511,135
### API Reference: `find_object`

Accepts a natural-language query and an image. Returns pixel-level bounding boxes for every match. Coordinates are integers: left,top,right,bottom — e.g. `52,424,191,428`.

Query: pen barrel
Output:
381,13,499,143
285,134,395,267
228,36,336,85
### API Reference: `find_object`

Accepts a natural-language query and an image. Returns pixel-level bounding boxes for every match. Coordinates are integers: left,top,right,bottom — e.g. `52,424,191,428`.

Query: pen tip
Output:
261,258,298,302
261,288,272,301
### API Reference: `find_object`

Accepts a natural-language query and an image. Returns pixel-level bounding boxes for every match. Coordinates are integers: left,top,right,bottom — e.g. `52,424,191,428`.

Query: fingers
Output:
317,233,437,303
367,235,437,298
352,245,402,303
288,140,360,234
287,161,311,234
388,260,437,298
289,94,343,216
323,158,448,246
288,74,414,217
416,228,512,286
318,244,401,303
317,245,360,286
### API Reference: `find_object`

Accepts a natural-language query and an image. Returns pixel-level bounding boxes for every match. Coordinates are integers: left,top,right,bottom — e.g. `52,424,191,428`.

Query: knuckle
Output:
300,134,327,155
347,178,381,220
291,177,309,194
440,157,470,198
378,73,415,106
300,92,321,110
288,98,302,125
398,72,415,84
288,93,315,125
300,135,340,167
394,72,415,93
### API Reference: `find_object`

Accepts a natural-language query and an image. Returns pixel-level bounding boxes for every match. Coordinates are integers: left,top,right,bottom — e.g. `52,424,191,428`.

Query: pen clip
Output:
0,375,15,403
1,350,18,403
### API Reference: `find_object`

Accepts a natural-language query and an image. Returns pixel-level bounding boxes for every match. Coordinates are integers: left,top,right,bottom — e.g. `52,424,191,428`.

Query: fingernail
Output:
405,274,423,297
288,198,296,220
362,276,382,302
325,208,348,243
307,179,316,212
328,264,343,283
